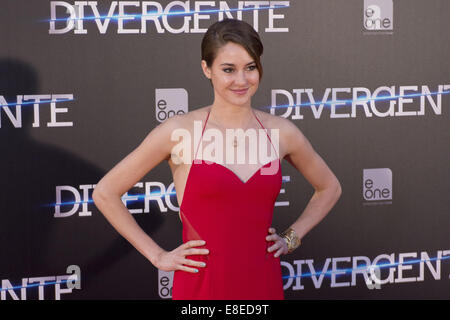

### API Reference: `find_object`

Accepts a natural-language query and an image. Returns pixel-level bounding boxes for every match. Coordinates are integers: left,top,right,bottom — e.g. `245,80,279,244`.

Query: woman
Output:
93,18,342,300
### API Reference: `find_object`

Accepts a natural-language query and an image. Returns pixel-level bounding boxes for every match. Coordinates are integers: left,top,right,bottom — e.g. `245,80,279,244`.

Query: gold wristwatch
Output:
280,228,301,254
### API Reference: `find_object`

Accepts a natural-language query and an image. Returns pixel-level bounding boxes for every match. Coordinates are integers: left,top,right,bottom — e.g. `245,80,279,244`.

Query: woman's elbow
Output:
334,180,342,201
92,183,109,206
336,181,342,195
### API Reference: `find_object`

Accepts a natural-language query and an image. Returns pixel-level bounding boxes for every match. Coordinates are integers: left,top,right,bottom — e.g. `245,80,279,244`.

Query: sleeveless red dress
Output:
172,108,284,300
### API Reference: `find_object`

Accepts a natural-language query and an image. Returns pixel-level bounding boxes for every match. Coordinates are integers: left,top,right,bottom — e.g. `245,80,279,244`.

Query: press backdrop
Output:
1,0,449,300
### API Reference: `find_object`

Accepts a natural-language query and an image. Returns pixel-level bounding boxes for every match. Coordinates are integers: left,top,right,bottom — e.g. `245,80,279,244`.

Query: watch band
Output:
280,227,301,254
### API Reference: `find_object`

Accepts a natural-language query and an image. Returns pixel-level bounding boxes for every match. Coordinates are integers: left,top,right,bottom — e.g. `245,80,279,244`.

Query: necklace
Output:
209,107,254,148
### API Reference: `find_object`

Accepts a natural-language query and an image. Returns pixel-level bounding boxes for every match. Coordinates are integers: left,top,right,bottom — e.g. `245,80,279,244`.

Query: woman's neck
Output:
208,102,255,129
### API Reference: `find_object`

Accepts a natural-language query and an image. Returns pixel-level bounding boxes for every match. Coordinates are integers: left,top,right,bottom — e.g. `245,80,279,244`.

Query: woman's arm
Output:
92,115,179,266
282,118,342,241
266,118,342,256
94,115,209,273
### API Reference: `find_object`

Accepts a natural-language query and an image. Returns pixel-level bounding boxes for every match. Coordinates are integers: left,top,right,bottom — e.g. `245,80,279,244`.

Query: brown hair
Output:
201,18,264,81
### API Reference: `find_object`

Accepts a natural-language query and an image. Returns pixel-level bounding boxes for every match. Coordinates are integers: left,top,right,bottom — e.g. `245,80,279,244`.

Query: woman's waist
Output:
182,230,274,256
182,221,271,242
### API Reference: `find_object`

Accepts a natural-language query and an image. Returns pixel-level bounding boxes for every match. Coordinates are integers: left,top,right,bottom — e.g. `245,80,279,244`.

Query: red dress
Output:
172,108,284,300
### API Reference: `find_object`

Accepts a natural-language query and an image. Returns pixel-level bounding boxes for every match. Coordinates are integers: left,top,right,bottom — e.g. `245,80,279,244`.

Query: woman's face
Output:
201,42,260,107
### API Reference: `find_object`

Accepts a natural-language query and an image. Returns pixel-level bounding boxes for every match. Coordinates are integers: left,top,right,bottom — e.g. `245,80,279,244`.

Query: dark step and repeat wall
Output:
0,0,449,300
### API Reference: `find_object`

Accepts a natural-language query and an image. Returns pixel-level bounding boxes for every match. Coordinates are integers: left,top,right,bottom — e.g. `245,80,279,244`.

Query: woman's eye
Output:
223,66,256,73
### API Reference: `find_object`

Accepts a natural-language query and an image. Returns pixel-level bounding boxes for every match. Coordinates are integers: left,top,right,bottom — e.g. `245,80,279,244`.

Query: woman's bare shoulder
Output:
253,108,297,131
253,108,306,158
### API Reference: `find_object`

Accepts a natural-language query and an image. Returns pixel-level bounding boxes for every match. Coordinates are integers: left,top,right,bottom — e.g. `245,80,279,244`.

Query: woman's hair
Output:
201,18,264,81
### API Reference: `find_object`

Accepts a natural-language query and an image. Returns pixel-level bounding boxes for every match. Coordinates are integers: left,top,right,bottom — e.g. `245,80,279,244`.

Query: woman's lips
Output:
231,88,249,95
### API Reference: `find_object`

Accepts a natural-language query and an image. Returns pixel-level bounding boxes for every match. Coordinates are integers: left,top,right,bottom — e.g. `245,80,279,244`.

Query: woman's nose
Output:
234,70,248,84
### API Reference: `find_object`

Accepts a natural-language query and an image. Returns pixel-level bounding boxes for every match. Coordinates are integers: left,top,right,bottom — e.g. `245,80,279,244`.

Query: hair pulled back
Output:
201,18,264,80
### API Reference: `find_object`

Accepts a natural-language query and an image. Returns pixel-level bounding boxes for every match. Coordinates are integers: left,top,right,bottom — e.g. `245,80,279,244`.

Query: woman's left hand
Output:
266,227,288,258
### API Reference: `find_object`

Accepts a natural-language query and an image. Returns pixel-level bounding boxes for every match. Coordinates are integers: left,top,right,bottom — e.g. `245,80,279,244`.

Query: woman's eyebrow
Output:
220,61,255,66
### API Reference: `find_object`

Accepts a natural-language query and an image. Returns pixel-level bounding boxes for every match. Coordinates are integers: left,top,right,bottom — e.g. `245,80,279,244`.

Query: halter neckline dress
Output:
172,108,284,300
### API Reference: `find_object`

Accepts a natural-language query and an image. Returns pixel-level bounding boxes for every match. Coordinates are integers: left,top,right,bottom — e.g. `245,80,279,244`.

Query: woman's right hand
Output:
152,240,209,273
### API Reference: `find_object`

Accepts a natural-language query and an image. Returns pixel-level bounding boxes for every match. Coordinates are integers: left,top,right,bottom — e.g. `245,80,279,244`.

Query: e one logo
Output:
158,270,173,299
363,0,393,31
155,88,188,122
363,168,392,201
